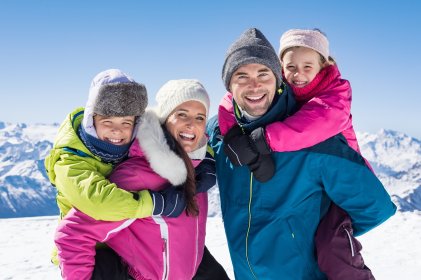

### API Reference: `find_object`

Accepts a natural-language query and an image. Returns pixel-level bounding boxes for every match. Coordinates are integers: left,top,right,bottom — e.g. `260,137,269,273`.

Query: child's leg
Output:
315,203,375,280
192,246,230,280
91,247,131,280
55,208,134,280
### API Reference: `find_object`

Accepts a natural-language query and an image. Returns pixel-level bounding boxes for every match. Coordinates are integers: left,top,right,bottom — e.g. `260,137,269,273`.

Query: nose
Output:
111,126,122,133
249,77,260,88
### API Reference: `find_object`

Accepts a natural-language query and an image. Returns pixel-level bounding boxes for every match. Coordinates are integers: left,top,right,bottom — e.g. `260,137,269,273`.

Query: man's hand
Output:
149,186,186,217
223,125,259,166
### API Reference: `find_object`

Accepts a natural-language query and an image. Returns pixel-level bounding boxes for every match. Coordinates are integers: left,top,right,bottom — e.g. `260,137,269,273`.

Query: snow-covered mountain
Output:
1,121,420,218
0,121,60,218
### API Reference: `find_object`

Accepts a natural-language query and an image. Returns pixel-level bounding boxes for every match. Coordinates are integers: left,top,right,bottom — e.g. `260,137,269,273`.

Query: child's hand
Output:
223,125,274,182
223,125,259,166
149,187,186,217
195,154,216,193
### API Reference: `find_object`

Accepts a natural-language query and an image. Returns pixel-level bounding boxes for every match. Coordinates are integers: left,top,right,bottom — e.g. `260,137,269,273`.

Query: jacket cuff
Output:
135,190,154,218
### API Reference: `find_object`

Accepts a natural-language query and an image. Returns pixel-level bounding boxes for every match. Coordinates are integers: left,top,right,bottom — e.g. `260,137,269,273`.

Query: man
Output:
207,28,396,279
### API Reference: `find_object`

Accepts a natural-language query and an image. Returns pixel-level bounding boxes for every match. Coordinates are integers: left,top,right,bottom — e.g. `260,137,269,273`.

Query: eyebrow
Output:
177,109,206,116
234,67,271,76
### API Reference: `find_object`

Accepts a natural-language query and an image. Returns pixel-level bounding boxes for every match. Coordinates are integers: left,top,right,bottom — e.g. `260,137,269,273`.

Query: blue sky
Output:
1,0,420,138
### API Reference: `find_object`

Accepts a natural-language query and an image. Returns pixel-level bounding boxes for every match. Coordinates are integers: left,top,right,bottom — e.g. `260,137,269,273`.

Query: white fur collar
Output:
136,110,187,186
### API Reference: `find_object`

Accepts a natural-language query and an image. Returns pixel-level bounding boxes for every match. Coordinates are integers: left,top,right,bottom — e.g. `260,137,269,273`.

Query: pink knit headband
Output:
279,29,330,62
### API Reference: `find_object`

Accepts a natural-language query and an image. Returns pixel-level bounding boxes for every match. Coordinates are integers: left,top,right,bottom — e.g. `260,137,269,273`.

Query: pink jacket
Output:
107,111,208,280
55,110,208,280
218,65,361,153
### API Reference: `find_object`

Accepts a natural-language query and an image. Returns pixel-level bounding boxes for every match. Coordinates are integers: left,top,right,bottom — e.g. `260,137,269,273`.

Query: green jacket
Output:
45,107,153,222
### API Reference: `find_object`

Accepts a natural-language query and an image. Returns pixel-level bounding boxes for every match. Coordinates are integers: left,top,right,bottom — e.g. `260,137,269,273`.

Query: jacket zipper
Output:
153,216,169,280
245,173,258,280
192,216,199,276
343,226,355,257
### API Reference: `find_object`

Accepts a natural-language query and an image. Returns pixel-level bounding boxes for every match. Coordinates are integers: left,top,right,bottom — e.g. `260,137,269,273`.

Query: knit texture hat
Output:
82,69,148,138
279,29,329,62
155,79,210,124
222,28,283,91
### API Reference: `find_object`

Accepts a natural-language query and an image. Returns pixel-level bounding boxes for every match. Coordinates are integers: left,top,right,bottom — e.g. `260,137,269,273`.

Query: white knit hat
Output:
279,29,330,62
155,79,210,124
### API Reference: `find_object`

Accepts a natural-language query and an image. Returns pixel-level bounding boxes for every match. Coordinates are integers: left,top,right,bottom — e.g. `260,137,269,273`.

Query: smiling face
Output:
229,63,277,117
282,46,325,88
93,115,135,145
165,100,207,153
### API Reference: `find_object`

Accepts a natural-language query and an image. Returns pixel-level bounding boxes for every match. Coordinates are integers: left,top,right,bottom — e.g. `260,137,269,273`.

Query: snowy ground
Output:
1,212,420,280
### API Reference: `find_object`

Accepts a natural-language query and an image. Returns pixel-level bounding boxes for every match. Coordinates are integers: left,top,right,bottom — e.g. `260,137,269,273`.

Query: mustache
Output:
243,88,268,96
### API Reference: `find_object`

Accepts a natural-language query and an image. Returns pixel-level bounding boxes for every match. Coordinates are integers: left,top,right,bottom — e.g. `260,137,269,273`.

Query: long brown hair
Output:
163,126,198,216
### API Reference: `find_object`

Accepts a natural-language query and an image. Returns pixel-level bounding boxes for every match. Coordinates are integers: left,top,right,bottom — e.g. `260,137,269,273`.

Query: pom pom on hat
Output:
279,29,330,62
155,79,210,124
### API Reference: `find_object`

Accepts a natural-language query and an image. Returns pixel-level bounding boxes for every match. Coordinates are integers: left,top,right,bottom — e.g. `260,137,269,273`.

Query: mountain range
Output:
1,121,420,218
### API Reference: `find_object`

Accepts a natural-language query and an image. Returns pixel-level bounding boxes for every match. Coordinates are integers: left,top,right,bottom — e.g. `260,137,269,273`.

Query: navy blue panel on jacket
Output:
207,115,396,280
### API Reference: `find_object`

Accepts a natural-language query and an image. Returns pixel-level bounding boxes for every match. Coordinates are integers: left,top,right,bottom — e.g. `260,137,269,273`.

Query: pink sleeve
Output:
266,79,352,152
109,157,168,192
217,92,237,135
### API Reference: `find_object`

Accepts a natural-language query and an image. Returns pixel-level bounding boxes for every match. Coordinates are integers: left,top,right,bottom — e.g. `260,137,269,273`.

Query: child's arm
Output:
218,78,353,152
53,153,153,221
195,149,216,193
265,80,352,152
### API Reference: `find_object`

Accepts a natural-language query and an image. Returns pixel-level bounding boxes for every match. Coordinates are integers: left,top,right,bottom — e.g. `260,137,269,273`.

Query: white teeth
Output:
246,95,264,101
294,81,306,85
180,132,195,139
108,138,123,143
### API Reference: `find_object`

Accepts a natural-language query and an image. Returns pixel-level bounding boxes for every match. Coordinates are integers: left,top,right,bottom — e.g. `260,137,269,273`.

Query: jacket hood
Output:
135,109,187,186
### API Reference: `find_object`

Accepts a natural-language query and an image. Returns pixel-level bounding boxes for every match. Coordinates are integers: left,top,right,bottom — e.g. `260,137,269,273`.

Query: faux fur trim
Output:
95,82,148,117
136,109,187,185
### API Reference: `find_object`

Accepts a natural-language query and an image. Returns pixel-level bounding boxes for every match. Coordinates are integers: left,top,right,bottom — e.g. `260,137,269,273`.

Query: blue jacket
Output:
207,95,396,279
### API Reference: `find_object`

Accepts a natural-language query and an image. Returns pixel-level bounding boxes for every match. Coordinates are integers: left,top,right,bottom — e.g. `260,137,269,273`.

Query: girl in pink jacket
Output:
55,79,220,280
219,29,375,279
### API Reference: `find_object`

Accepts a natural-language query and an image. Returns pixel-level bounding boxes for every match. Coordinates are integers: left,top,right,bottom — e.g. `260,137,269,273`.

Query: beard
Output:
239,88,272,117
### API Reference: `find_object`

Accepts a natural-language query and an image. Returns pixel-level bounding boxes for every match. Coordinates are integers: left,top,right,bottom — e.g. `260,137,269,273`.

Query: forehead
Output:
172,100,206,114
233,63,271,74
95,115,135,121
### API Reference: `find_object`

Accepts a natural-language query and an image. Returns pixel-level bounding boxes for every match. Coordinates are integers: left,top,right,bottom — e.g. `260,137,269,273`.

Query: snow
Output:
1,212,420,279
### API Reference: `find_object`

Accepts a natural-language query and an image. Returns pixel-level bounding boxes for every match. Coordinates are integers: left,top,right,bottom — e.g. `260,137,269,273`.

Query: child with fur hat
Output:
218,28,375,279
45,69,188,278
51,78,228,279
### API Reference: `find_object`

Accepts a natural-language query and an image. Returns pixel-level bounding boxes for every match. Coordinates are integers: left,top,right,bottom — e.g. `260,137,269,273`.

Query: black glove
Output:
195,153,216,193
149,186,186,217
248,127,275,182
224,125,275,182
248,153,275,182
223,125,259,166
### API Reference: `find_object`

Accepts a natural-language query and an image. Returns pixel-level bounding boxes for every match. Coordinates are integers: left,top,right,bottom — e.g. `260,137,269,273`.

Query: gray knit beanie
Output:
82,69,148,138
222,28,283,91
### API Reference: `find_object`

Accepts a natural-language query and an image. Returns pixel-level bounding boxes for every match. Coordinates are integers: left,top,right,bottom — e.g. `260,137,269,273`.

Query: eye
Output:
177,112,187,118
286,65,295,71
122,122,133,127
196,116,205,122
